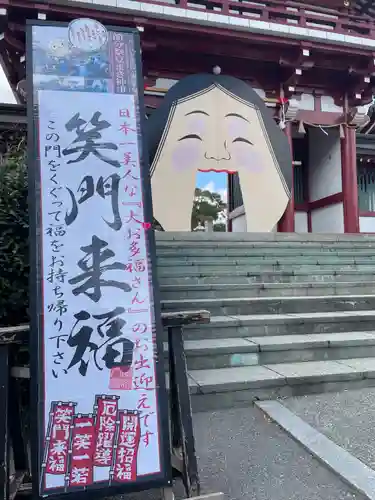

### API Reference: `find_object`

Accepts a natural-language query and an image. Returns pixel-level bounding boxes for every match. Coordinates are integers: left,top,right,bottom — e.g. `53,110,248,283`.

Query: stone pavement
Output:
123,406,364,500
283,387,375,472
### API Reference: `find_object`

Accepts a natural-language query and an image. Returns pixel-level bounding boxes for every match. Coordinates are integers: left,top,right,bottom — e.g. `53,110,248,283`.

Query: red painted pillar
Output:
341,126,359,233
278,122,295,232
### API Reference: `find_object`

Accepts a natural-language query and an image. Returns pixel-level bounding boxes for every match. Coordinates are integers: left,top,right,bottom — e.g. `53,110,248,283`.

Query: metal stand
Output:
161,310,223,500
0,326,29,500
168,324,200,497
0,345,9,500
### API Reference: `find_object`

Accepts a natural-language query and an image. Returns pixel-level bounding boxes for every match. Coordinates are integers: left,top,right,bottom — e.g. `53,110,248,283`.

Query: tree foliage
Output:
0,138,29,326
191,187,227,231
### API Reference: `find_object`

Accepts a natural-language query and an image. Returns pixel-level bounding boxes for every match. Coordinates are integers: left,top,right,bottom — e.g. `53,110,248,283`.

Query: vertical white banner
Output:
38,90,161,491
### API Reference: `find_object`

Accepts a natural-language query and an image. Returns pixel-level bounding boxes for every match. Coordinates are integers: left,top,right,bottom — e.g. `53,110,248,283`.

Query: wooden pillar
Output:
341,126,359,233
278,122,295,232
227,173,233,232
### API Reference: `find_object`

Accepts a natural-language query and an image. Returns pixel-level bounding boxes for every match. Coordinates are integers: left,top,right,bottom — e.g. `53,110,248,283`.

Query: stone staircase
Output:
156,232,375,412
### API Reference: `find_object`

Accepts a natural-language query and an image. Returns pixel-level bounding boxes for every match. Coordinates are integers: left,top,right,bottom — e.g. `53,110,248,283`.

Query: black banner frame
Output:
26,19,171,500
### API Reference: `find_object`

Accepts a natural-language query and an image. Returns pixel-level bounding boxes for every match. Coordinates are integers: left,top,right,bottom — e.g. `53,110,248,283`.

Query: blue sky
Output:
196,171,228,202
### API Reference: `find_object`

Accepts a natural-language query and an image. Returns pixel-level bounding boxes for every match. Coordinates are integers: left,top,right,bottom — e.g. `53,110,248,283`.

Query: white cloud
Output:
202,181,227,203
202,181,215,192
199,181,227,225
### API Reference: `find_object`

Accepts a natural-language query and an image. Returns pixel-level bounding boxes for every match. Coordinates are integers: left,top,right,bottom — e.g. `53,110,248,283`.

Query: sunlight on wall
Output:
0,66,17,104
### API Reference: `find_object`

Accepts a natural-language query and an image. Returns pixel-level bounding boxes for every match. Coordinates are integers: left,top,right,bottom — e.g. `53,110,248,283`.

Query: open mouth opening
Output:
198,168,236,174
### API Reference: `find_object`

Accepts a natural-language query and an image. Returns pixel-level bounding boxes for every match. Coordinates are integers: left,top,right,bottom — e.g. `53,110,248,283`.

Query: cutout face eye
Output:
178,134,203,142
233,137,253,146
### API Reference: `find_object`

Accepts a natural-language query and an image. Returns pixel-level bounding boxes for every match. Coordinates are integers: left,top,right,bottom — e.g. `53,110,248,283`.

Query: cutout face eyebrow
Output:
185,110,209,117
225,113,249,123
233,137,253,145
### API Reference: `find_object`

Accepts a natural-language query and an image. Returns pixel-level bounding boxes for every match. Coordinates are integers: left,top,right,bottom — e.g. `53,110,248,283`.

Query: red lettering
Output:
124,169,139,180
125,210,143,225
132,276,141,288
134,354,150,371
123,152,132,165
119,109,131,118
134,259,146,272
132,323,147,334
137,394,151,410
119,122,136,135
133,373,154,390
132,292,145,305
141,430,154,447
130,241,140,258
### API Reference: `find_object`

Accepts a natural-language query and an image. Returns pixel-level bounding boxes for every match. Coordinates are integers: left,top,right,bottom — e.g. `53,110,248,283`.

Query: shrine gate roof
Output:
1,0,375,106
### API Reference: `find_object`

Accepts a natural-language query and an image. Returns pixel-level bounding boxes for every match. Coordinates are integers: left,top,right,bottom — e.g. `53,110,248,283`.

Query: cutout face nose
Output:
204,140,231,161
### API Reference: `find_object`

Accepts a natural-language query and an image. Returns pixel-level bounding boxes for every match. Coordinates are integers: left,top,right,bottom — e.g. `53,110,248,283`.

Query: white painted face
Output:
151,85,290,232
48,38,70,58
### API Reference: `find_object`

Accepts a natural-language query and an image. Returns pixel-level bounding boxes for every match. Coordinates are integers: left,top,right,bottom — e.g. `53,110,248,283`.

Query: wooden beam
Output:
0,311,210,345
0,325,29,345
161,310,210,327
299,0,350,6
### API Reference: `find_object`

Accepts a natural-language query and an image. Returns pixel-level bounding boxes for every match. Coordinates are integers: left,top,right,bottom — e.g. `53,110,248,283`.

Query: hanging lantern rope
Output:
275,93,365,138
295,120,358,139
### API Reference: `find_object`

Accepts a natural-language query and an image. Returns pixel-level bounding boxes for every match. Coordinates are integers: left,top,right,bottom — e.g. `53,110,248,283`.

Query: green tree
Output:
0,139,29,326
213,222,226,232
191,187,227,231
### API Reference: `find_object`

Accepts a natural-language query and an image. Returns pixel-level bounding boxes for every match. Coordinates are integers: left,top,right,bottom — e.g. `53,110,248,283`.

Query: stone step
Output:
160,281,375,299
171,332,375,370
157,248,375,258
155,232,375,243
157,263,375,276
157,269,375,285
183,311,375,340
157,242,375,253
188,357,375,412
162,294,375,316
157,257,375,268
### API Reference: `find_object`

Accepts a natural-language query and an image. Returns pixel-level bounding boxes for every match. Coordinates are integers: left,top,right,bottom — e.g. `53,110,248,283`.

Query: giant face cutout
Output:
148,75,292,232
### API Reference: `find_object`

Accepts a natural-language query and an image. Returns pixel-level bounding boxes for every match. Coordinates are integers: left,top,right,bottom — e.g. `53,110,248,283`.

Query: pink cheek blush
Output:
171,142,202,171
232,144,264,172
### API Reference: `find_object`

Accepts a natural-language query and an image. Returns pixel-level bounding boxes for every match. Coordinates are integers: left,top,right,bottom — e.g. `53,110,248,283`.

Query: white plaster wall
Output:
253,88,266,99
320,96,343,113
311,203,344,233
308,128,342,202
358,103,372,116
289,93,314,111
231,213,247,232
359,216,375,233
295,211,308,232
155,78,178,89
